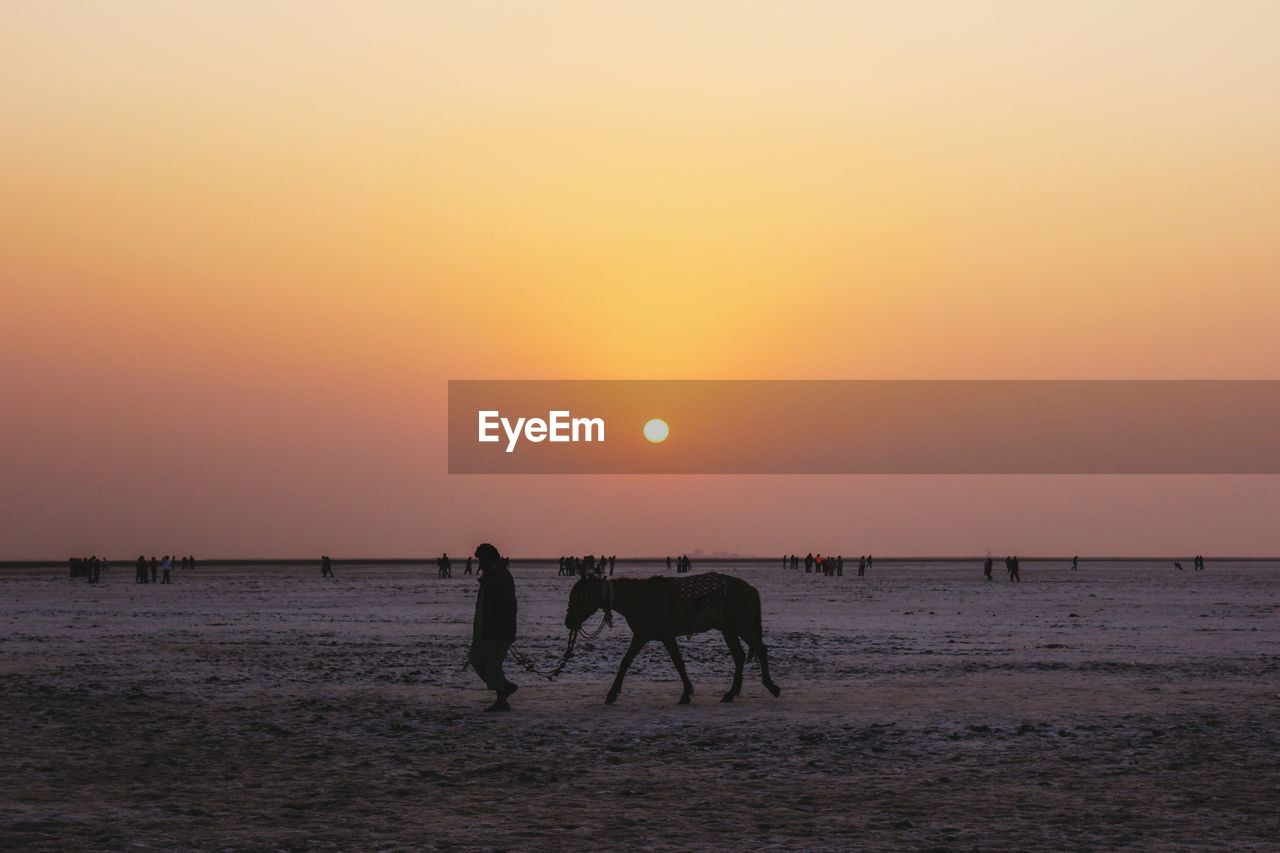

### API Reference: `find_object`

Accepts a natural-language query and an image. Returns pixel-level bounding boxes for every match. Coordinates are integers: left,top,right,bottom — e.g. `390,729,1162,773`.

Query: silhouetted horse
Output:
565,572,781,705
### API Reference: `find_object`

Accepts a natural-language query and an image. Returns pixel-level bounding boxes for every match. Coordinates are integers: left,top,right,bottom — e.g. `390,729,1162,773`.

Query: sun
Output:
643,418,669,444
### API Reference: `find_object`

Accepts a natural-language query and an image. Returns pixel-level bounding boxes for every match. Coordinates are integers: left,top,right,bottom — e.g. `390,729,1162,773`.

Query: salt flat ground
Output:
2,560,1278,850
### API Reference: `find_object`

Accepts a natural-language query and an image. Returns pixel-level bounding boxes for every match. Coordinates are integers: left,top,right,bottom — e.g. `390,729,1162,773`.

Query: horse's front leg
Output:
662,638,695,704
606,635,647,704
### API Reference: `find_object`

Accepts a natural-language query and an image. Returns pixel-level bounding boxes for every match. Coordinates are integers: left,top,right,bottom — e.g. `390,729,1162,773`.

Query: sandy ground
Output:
2,560,1279,850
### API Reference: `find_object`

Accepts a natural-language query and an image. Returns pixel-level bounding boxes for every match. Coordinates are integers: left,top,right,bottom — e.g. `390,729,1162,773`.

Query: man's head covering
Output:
474,542,501,563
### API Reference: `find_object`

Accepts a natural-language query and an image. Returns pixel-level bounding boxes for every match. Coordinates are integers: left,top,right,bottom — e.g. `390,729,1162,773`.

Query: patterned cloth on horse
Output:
666,572,729,631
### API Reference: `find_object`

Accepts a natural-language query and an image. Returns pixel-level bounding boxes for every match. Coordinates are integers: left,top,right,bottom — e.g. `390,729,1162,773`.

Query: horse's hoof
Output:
605,692,618,705
767,683,781,698
720,692,735,703
678,694,691,705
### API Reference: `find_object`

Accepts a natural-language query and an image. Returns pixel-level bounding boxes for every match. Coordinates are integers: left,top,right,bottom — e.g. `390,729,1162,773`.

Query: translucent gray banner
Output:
448,380,1280,474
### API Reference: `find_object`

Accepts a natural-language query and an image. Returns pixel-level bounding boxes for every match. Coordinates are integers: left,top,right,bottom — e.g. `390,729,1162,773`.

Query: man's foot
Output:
485,699,511,712
503,682,519,699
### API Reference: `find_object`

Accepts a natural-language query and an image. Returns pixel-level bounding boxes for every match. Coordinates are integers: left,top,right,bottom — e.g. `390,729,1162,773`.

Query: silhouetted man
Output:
983,556,993,581
470,542,518,711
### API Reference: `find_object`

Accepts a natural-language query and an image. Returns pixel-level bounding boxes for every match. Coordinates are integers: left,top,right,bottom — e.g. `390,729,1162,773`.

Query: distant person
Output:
93,558,103,584
791,554,799,570
161,555,172,584
136,555,146,584
866,555,874,573
609,555,616,575
1011,556,1021,582
469,543,518,712
858,555,866,577
466,556,473,575
1195,555,1205,571
439,552,452,578
983,557,993,581
1071,555,1078,571
836,555,844,577
321,555,334,577
150,557,158,584
804,553,814,574
666,556,672,572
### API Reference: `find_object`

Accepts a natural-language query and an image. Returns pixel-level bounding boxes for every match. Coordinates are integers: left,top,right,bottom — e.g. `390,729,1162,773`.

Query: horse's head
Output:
565,574,604,631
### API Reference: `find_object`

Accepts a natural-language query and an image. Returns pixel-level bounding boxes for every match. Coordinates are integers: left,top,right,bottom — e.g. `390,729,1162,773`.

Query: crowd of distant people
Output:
135,555,193,583
68,550,1213,588
783,553,870,577
69,554,195,583
435,552,476,578
558,555,617,576
68,556,108,583
667,555,694,573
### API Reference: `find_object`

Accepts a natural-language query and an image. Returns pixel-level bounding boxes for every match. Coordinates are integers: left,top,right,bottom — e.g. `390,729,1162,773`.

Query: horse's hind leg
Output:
661,638,694,704
721,632,746,702
755,642,781,697
743,621,781,698
742,594,778,696
606,635,647,705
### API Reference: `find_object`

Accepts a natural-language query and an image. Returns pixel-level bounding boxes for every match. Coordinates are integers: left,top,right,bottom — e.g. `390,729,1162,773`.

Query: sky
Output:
2,1,1279,558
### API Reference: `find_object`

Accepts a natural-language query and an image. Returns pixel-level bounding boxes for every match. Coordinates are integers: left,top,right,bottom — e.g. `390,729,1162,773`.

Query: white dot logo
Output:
643,418,669,444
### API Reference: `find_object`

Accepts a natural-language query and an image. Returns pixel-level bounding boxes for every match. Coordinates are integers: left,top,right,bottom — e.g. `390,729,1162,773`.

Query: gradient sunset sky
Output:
3,1,1279,557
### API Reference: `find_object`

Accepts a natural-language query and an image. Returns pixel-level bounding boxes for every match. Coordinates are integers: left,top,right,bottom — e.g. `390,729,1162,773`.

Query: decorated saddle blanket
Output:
666,572,729,630
669,572,728,605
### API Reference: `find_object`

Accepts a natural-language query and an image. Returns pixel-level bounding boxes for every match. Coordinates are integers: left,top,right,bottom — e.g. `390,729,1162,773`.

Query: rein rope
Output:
507,629,580,681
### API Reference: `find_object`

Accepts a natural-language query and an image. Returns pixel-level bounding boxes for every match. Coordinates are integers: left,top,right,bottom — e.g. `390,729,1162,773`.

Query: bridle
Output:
568,576,614,633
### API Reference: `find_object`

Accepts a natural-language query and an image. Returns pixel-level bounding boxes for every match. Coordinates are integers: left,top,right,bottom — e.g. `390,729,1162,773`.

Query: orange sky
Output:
3,2,1279,557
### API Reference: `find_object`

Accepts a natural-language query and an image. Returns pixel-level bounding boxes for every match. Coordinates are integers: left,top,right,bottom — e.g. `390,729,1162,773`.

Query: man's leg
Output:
472,641,512,710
